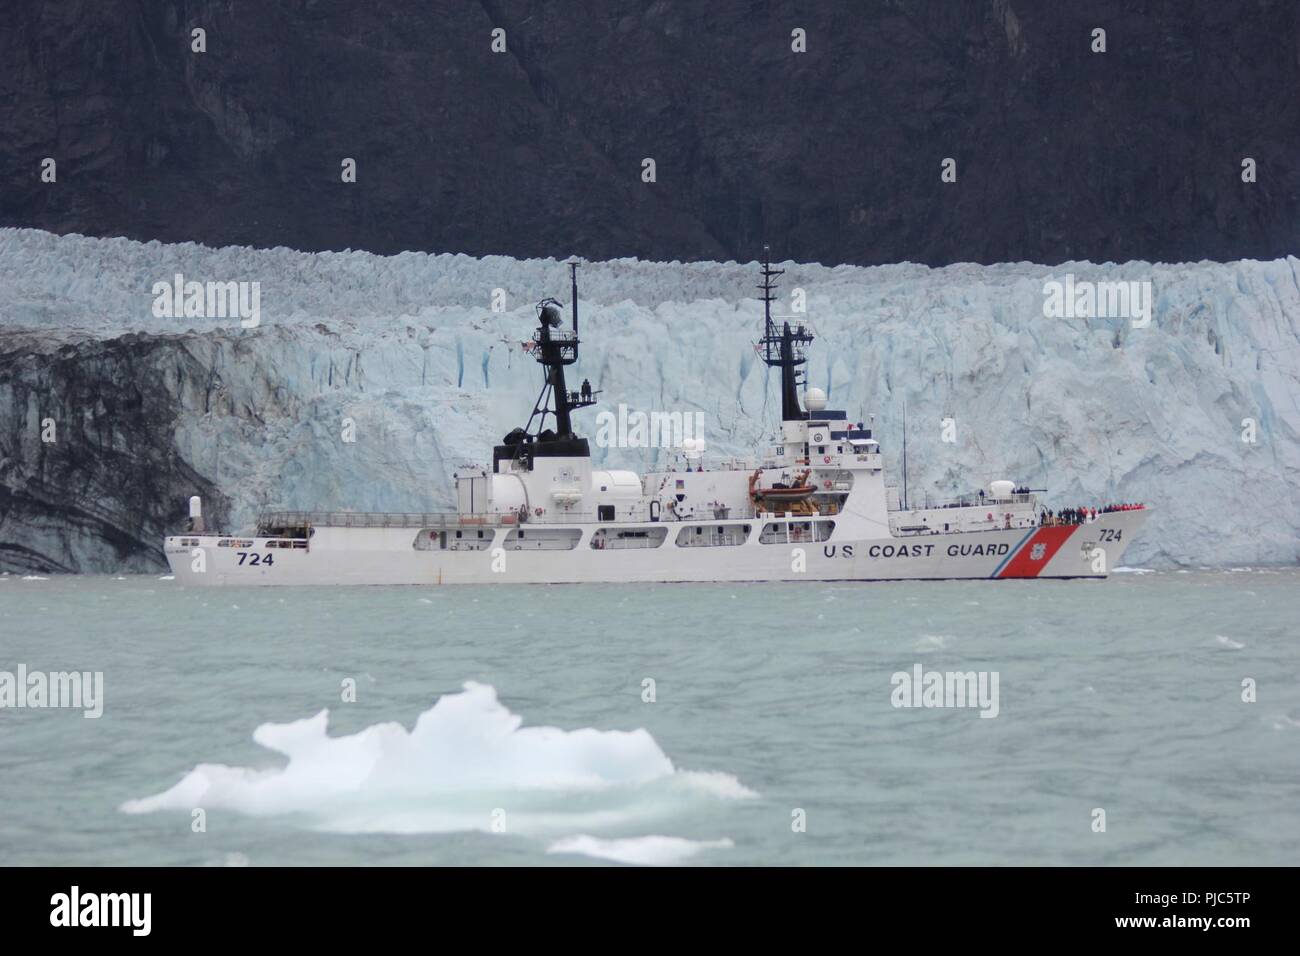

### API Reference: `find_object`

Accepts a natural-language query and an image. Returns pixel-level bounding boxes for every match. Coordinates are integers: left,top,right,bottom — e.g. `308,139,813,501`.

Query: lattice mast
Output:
756,245,814,421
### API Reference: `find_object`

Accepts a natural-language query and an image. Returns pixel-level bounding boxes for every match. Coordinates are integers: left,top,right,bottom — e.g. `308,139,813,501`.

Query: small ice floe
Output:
1271,713,1300,731
21,575,48,581
1215,635,1245,650
1113,566,1156,574
547,835,733,866
158,575,175,581
417,597,433,604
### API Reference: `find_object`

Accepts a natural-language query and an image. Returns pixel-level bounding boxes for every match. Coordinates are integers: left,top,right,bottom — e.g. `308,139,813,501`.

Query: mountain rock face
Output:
2,228,1297,573
0,331,231,573
1,1,1297,266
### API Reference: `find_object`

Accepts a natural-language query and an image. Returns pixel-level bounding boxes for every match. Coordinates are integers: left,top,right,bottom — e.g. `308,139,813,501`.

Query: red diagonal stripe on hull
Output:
997,525,1077,578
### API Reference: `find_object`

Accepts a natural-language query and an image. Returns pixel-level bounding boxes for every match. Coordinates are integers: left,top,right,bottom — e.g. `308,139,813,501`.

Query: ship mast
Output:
497,262,598,471
756,245,814,421
525,262,588,439
901,396,909,511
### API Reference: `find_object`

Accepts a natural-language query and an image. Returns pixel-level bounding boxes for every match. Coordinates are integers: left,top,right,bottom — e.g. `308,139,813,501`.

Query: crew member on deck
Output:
581,378,592,401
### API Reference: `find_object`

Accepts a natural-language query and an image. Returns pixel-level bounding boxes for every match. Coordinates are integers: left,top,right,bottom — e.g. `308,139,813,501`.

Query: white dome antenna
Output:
682,437,705,460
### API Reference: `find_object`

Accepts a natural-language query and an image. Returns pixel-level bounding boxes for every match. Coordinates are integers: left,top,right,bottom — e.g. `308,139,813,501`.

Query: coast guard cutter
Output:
165,254,1149,586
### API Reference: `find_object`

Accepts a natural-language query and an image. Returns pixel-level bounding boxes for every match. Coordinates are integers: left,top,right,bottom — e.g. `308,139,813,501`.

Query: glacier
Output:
0,227,1297,573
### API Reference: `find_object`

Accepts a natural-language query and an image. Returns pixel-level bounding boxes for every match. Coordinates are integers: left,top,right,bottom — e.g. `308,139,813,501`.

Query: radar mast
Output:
495,262,598,471
756,245,814,421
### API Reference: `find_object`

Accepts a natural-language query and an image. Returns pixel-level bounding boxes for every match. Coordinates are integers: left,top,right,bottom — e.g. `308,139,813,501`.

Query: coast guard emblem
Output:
1030,543,1047,561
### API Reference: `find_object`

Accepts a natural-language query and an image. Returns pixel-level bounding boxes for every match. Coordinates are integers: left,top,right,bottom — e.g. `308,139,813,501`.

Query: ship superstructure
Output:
164,252,1148,586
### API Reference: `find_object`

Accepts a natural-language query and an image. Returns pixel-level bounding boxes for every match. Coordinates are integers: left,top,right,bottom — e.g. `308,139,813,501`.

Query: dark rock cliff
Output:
1,0,1296,266
0,333,237,573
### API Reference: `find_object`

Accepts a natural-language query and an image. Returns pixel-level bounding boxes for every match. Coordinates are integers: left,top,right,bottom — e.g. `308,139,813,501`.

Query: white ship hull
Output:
164,508,1149,587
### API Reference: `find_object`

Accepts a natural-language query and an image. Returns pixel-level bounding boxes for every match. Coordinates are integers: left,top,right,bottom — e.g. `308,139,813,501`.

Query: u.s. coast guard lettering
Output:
828,542,1015,560
162,254,1149,587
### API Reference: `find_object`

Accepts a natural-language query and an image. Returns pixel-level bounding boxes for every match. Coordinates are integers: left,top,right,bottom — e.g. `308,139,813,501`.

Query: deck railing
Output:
257,510,516,530
896,491,1039,511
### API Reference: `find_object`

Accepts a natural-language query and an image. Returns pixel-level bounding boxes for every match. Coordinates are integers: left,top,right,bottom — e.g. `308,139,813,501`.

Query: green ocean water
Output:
1,568,1297,866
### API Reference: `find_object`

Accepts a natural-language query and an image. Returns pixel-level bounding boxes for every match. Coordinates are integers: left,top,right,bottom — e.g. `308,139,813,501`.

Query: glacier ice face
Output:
0,227,1297,572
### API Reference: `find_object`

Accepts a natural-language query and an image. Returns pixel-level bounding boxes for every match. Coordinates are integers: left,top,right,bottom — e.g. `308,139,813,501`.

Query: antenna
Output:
760,244,781,339
901,397,909,511
569,260,579,335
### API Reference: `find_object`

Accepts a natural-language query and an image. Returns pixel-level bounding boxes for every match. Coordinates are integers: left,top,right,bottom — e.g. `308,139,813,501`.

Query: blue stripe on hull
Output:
989,529,1035,578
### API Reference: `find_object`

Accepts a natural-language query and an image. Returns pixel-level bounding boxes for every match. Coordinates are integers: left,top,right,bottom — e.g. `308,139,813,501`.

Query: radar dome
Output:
989,480,1015,498
805,388,828,412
